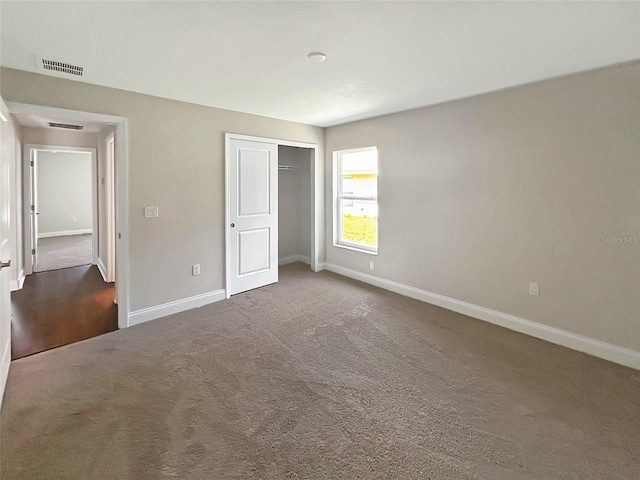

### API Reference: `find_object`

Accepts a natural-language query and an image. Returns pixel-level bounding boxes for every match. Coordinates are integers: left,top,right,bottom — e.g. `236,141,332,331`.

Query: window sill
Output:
333,243,378,256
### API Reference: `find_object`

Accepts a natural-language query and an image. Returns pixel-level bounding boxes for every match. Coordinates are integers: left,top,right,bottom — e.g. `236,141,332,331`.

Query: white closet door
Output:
227,138,278,296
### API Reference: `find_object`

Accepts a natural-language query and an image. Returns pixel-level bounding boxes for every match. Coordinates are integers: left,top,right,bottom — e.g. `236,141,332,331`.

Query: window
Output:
334,147,378,253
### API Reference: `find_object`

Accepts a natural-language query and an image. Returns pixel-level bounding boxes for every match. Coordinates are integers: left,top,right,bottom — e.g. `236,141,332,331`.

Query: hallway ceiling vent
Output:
41,58,84,77
48,122,84,130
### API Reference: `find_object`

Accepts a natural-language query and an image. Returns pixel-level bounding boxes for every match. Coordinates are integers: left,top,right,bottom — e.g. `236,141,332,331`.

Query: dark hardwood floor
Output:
11,265,118,360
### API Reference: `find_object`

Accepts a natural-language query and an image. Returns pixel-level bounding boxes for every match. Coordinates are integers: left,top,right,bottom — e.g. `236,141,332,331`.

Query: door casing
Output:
105,133,116,283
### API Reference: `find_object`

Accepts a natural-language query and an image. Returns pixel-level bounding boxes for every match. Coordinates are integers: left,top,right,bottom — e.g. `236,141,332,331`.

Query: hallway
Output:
11,265,117,359
36,234,93,272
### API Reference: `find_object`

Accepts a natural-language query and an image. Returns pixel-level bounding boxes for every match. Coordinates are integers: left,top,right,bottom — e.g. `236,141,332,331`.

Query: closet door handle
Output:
230,223,235,228
0,260,11,270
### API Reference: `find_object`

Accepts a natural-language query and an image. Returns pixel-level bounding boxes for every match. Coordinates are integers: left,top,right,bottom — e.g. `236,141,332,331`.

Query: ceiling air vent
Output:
41,59,84,77
49,122,84,130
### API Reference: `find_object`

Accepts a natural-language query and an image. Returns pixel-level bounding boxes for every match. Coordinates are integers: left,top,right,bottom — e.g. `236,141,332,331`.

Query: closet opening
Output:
225,133,321,297
278,145,313,269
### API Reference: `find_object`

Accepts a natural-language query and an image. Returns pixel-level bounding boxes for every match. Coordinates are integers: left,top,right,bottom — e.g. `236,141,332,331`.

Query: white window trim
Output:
333,146,378,254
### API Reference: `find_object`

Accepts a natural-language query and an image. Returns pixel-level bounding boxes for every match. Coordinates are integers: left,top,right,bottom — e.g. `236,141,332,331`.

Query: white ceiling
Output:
12,112,108,133
1,1,638,127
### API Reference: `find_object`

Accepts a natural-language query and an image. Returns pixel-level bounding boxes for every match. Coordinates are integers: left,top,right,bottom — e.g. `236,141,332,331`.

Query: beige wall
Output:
21,126,98,149
3,62,637,356
1,67,324,312
325,61,640,352
278,146,312,261
36,151,93,235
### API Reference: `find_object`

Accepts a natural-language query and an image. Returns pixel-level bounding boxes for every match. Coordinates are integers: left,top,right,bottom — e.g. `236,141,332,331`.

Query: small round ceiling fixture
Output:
307,52,327,63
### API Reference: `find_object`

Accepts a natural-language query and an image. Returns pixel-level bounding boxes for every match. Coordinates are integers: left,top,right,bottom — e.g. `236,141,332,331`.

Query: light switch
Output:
144,206,159,218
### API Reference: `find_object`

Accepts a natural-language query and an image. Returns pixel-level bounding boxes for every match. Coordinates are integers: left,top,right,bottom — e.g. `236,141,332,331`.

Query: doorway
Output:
13,139,116,358
28,147,97,273
3,102,130,361
7,101,129,329
278,145,313,266
12,140,116,359
225,134,321,298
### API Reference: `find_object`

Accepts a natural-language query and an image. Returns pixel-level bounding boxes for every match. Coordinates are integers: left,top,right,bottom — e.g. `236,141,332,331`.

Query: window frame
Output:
333,146,379,254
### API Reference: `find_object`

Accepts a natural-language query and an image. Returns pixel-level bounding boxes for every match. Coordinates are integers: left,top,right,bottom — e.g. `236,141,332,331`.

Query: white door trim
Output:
23,144,98,273
105,133,116,283
225,133,321,299
8,102,130,329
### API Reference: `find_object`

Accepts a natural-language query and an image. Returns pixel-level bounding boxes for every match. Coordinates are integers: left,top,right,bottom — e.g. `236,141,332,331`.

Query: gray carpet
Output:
2,263,639,479
36,234,93,272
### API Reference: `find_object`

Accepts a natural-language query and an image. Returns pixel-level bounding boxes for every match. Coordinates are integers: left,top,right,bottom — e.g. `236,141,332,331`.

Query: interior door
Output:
1,99,13,401
30,150,38,272
106,134,116,283
227,138,278,296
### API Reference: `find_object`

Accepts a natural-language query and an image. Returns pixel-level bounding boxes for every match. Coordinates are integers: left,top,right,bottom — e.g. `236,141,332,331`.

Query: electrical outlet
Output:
529,282,539,296
369,261,375,271
192,264,201,276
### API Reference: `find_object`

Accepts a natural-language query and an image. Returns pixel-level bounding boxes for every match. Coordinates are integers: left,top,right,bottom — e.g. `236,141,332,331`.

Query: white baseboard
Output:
9,269,25,292
0,339,11,411
38,229,92,239
128,289,226,327
279,255,311,266
96,257,108,282
322,263,640,370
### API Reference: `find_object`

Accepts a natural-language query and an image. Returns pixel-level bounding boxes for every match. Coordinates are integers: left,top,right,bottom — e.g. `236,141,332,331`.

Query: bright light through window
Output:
334,147,378,253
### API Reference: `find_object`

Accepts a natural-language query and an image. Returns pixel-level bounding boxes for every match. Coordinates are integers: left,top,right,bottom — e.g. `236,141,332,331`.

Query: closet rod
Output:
278,165,299,171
